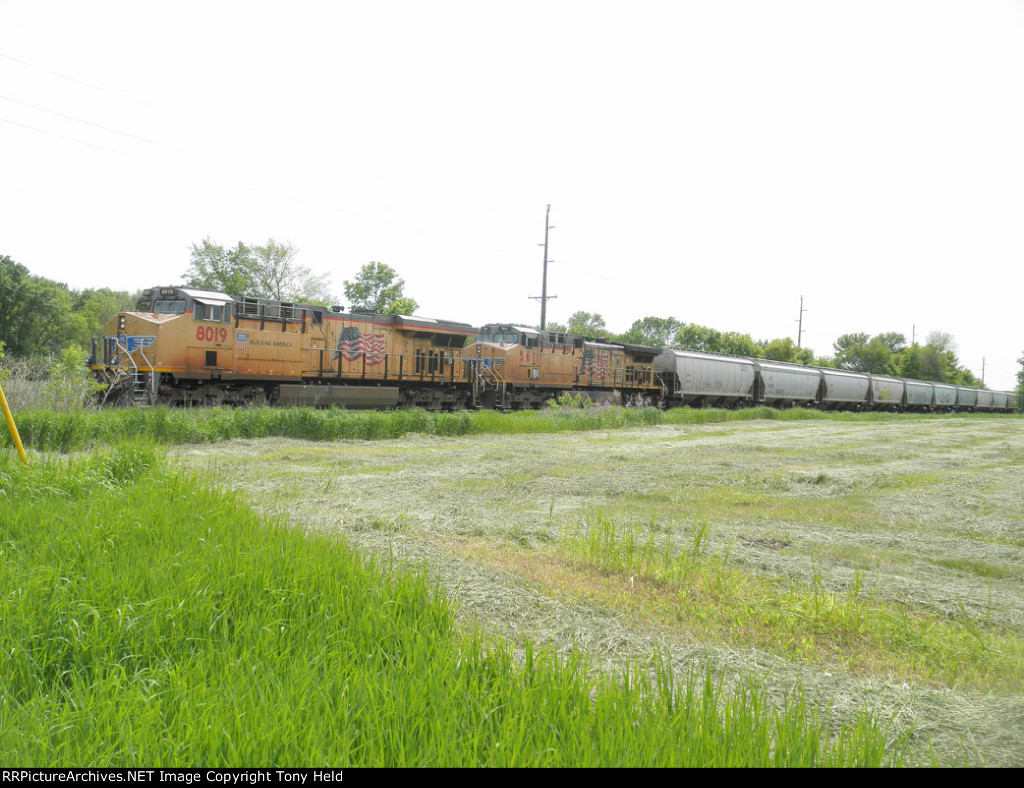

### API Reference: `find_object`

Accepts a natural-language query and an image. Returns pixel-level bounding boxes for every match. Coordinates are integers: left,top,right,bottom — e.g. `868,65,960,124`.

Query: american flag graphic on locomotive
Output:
334,326,386,365
580,347,610,379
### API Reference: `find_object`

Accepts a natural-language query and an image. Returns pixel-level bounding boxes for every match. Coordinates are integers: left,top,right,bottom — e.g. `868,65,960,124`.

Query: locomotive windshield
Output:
475,331,519,344
151,299,187,314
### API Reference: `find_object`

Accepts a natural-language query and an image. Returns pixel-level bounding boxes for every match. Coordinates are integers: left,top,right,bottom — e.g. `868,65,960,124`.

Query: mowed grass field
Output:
174,412,1024,766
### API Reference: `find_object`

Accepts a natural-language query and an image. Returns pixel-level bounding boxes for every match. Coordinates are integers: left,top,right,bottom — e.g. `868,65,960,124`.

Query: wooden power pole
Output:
796,295,807,348
530,204,557,330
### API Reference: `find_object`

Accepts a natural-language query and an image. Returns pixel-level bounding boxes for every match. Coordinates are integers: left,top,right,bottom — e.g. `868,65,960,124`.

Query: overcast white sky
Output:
2,1,1022,390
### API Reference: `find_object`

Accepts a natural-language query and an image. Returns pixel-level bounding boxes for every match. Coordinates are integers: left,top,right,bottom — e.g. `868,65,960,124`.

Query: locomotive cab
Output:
91,286,237,405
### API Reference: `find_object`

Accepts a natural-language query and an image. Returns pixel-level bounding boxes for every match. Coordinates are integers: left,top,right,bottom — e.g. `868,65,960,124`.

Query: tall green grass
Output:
3,403,997,453
0,448,902,766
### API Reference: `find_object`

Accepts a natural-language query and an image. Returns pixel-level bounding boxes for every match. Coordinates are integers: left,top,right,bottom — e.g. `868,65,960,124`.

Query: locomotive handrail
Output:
111,336,156,405
464,357,506,407
113,336,140,378
311,349,462,384
138,348,156,399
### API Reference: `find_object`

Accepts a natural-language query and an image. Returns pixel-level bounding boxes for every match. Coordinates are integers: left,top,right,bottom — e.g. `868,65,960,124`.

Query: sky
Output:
2,0,1022,391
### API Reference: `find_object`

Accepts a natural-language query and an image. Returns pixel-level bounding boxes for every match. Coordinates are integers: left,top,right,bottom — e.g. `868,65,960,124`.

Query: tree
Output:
717,331,763,358
343,262,418,314
0,255,30,353
1017,352,1024,412
761,337,814,365
619,316,682,346
913,330,984,385
68,288,138,348
874,332,907,355
886,330,983,386
184,238,257,297
184,237,334,303
0,255,77,356
897,343,923,380
674,324,723,352
565,311,610,339
833,333,897,374
249,240,333,304
673,324,761,357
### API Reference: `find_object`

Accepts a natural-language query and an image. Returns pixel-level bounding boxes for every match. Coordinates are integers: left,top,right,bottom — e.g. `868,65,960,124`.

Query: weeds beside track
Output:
2,402,1013,453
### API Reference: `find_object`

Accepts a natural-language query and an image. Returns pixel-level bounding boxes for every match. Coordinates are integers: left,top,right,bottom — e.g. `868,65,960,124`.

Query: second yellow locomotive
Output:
464,323,662,409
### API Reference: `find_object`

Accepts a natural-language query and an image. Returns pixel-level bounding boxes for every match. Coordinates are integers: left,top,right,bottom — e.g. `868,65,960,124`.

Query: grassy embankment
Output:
0,444,902,765
1,401,1005,453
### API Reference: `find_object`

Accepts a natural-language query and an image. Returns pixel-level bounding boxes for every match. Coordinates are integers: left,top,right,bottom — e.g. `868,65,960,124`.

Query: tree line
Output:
0,254,136,358
547,311,987,388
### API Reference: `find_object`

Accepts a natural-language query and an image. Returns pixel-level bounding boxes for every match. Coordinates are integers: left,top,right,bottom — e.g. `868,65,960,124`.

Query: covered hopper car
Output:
657,350,1015,413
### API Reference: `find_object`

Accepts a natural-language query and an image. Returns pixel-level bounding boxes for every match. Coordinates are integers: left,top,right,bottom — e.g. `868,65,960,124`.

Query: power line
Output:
0,116,189,174
0,94,178,150
0,73,632,282
0,115,376,226
0,49,633,287
0,51,170,112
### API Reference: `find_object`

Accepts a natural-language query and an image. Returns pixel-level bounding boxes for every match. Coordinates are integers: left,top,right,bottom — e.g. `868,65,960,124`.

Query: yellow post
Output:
0,380,28,465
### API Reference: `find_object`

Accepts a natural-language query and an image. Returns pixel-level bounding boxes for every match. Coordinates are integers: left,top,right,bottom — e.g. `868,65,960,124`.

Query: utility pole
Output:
529,204,557,330
796,295,807,348
982,357,986,384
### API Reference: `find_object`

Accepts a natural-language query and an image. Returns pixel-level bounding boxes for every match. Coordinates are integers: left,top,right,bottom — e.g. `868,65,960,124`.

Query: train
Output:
88,285,1017,414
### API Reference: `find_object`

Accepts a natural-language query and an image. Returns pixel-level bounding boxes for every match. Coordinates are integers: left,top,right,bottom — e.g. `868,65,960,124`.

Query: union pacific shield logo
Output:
123,335,156,352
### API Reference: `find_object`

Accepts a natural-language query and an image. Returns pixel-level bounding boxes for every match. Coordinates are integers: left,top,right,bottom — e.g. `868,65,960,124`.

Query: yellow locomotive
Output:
464,324,662,409
89,286,477,408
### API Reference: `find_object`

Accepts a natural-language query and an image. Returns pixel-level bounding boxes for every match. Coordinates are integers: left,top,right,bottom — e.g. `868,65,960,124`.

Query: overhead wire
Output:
0,49,623,279
0,51,170,112
0,93,178,150
0,116,192,174
0,47,636,295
